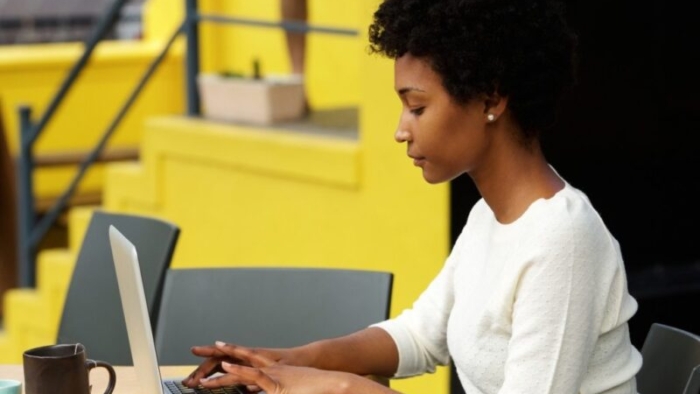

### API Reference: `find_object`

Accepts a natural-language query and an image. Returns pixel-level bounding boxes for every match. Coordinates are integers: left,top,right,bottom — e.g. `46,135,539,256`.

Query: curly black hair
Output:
369,0,578,140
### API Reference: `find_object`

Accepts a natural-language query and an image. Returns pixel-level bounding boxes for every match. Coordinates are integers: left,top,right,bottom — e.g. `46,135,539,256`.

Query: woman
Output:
184,0,643,392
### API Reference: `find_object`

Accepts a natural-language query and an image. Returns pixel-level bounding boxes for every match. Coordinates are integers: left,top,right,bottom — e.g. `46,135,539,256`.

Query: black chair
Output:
685,366,700,394
154,267,393,365
637,323,700,394
57,210,179,365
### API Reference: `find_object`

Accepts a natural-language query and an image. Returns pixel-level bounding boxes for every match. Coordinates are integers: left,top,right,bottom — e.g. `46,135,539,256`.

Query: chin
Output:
422,172,450,185
422,167,463,184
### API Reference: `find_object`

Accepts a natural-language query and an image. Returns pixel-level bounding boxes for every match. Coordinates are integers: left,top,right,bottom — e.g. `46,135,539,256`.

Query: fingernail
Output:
215,341,226,347
222,361,232,368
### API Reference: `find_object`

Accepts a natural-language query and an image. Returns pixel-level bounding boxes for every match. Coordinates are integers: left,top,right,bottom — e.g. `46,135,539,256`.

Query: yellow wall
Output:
0,41,184,198
1,1,453,392
103,1,452,392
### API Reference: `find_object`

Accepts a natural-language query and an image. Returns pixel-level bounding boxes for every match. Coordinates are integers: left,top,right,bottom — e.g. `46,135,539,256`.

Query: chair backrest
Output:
637,323,700,394
57,210,179,365
684,366,700,394
155,267,393,365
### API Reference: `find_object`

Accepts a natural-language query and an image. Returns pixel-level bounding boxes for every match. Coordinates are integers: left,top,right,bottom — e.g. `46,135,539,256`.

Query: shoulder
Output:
537,184,609,238
525,183,622,266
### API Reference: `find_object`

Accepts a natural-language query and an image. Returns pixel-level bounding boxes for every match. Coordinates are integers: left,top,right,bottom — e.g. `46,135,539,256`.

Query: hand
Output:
197,342,361,394
215,363,356,394
183,341,293,388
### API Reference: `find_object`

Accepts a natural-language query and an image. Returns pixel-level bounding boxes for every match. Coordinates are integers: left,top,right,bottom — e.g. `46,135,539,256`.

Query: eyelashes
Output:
410,107,425,116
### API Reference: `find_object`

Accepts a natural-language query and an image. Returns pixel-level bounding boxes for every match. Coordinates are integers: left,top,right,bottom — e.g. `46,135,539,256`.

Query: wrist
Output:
288,341,323,368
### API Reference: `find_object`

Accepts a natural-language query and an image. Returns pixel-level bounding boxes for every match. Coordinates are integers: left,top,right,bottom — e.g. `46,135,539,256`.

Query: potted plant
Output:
197,59,306,125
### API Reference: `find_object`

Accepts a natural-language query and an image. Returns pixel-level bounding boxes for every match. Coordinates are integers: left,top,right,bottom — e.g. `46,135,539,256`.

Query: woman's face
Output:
394,54,493,184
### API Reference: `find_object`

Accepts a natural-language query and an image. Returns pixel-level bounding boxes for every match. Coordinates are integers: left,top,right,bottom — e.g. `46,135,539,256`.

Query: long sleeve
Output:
372,232,464,377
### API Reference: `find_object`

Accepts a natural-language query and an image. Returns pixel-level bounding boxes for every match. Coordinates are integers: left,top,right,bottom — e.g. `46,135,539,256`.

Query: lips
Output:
408,154,426,166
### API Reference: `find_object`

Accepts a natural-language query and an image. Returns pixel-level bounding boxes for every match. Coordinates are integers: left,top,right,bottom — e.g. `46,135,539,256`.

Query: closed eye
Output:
410,107,425,116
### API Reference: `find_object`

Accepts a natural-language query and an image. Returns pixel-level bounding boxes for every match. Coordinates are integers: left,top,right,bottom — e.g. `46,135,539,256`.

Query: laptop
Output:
108,225,249,394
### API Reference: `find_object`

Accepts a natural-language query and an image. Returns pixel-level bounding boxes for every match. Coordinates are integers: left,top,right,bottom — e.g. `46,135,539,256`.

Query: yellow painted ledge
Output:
143,116,361,190
0,39,184,71
104,162,161,213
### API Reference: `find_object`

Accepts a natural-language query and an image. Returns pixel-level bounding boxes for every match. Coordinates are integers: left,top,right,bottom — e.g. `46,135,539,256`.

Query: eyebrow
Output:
397,86,426,96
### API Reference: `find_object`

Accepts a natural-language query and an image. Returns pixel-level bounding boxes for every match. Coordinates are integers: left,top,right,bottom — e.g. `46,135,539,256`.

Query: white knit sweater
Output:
375,182,642,394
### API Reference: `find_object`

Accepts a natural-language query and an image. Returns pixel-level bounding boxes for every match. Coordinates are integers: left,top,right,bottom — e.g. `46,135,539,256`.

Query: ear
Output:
483,94,508,123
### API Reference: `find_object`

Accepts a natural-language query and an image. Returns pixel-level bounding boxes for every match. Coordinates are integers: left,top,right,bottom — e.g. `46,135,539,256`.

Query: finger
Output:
215,341,276,368
183,358,224,387
190,345,230,357
197,371,247,389
192,345,250,367
220,362,280,392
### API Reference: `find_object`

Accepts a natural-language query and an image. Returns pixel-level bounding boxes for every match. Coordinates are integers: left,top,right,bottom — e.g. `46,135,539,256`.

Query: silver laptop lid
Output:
109,225,165,394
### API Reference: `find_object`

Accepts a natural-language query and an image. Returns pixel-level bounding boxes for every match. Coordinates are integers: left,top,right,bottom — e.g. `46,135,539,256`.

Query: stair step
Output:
0,328,18,363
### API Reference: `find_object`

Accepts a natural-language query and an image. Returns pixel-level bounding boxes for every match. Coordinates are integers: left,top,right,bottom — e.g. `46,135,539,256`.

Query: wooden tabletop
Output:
0,365,195,393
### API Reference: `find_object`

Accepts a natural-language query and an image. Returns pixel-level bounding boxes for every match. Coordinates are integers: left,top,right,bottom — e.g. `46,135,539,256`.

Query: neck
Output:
469,131,564,224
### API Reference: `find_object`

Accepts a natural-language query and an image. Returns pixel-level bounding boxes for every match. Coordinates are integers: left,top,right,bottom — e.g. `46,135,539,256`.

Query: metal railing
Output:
15,0,359,287
16,0,132,288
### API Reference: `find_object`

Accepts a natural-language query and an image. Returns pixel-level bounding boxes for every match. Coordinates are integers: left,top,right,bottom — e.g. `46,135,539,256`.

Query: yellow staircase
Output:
0,0,183,363
0,207,94,363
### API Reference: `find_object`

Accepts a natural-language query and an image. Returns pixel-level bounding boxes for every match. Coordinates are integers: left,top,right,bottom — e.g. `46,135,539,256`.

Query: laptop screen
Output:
109,225,166,394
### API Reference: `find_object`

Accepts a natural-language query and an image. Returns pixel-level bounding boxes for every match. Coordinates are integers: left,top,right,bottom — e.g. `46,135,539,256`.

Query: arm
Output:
294,326,399,376
185,327,398,386
280,0,307,76
199,342,402,394
220,363,403,394
305,239,461,379
499,213,622,393
186,226,466,387
185,256,456,387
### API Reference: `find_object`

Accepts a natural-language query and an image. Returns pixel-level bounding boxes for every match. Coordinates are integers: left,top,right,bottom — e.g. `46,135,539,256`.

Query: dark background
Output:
449,0,700,392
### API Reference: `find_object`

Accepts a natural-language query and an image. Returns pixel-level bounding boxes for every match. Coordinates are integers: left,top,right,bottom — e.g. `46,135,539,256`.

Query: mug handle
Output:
86,359,117,394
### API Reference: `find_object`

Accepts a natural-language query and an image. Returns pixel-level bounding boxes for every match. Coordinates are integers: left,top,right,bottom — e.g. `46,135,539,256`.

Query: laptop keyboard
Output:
165,380,248,394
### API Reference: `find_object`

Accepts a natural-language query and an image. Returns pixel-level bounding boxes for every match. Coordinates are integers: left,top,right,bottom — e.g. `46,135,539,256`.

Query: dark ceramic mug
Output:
23,343,116,394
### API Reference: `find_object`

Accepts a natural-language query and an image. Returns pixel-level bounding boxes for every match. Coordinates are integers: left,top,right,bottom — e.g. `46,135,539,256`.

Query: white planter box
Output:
197,73,305,125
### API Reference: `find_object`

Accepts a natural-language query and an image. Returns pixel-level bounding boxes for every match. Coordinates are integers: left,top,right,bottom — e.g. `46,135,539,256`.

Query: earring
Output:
487,114,496,122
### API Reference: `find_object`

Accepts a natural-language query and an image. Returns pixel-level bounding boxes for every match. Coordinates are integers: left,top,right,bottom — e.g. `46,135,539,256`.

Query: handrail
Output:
16,0,131,287
196,14,360,36
34,147,140,168
15,0,360,288
28,22,185,254
23,0,129,146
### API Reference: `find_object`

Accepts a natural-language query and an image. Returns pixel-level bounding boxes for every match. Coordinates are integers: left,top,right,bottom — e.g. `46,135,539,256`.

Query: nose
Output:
395,128,411,143
395,112,412,143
